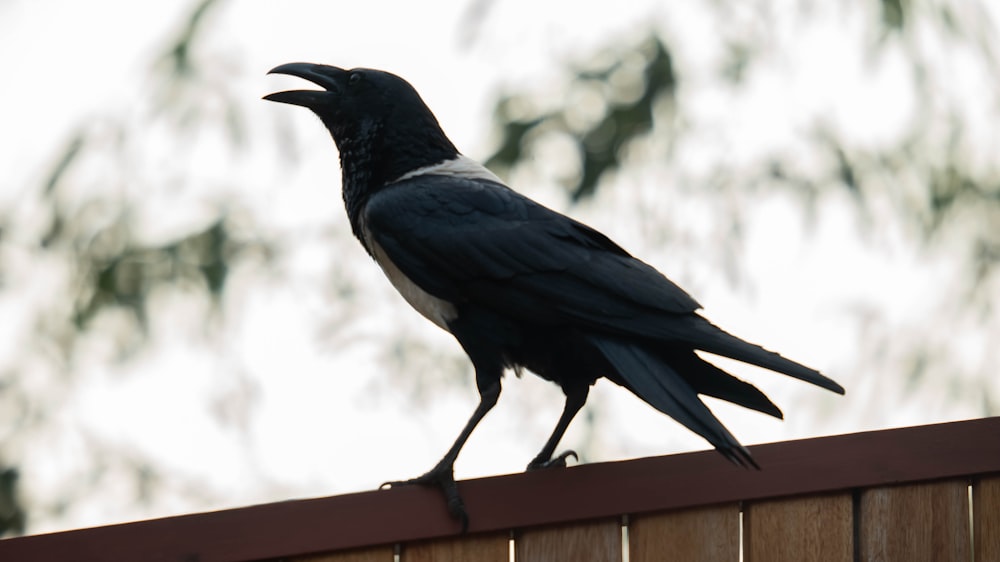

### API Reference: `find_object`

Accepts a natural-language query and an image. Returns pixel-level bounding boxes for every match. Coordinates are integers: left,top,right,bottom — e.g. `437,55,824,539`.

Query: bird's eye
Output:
348,72,363,86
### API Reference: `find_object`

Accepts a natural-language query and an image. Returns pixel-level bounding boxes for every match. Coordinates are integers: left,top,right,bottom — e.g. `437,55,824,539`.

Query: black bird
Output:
264,63,844,528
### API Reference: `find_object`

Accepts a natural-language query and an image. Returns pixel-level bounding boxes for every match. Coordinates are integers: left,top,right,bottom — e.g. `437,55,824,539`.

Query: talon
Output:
527,449,578,471
555,449,579,465
378,465,469,532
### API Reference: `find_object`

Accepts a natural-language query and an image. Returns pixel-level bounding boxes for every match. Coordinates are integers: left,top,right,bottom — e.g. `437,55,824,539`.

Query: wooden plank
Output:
859,479,970,561
974,474,1000,562
516,519,620,562
463,417,1000,536
290,545,395,562
402,532,508,562
2,417,999,562
743,492,852,562
628,503,738,562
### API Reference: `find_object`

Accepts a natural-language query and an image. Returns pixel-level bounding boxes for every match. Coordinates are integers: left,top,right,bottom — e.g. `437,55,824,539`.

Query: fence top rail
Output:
2,416,999,562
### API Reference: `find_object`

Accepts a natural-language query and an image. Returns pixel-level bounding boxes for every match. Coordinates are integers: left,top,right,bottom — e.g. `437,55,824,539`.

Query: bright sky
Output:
1,0,995,534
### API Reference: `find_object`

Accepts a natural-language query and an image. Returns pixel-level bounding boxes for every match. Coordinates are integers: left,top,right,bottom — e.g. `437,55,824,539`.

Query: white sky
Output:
1,0,996,534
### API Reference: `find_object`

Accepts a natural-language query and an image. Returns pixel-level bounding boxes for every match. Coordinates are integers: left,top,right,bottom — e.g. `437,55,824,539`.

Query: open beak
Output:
263,62,347,107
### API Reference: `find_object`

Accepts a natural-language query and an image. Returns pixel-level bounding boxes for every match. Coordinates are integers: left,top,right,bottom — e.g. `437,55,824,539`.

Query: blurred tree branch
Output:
484,36,676,201
485,2,999,291
2,0,997,538
480,2,998,420
0,0,277,536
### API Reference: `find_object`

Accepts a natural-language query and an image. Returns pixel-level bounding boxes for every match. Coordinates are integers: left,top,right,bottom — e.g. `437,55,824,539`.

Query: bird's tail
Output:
685,318,845,395
666,349,784,419
589,336,758,468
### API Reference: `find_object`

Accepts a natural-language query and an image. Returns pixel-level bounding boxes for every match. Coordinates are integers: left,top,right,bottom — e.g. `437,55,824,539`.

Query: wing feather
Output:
365,174,843,395
364,175,701,328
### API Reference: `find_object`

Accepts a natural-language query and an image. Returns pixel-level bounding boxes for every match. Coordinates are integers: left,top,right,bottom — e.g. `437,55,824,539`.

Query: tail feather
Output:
689,319,845,395
590,336,756,465
668,350,783,419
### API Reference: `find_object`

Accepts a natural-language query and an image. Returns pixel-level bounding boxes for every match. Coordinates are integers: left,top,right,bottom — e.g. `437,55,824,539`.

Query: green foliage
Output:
3,0,997,537
481,2,1000,419
69,216,254,332
158,0,221,80
21,0,269,347
485,36,676,201
881,0,906,32
484,18,1000,296
0,468,24,538
0,0,270,535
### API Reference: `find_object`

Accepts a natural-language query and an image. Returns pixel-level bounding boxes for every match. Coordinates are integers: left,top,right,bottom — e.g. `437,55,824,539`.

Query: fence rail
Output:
2,417,999,561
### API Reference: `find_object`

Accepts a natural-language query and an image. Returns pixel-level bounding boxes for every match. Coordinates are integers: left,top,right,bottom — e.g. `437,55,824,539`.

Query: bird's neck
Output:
335,120,459,242
337,137,378,243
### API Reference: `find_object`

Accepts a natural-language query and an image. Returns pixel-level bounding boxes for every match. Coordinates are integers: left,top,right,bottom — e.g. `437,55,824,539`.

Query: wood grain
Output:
743,493,852,562
2,418,998,562
402,532,509,562
974,474,1000,562
859,479,970,562
516,518,620,562
628,503,739,562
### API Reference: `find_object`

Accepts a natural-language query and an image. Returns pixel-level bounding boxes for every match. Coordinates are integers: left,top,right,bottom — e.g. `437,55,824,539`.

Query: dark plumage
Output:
264,63,844,529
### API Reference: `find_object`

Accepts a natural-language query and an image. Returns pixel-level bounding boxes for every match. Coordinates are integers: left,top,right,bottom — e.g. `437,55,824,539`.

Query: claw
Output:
526,449,578,471
380,464,469,532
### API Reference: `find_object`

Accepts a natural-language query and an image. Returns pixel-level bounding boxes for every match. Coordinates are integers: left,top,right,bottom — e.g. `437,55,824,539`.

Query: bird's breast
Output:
368,240,457,331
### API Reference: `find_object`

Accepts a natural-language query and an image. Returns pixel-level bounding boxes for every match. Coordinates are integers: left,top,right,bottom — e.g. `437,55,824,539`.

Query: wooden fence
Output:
2,417,998,561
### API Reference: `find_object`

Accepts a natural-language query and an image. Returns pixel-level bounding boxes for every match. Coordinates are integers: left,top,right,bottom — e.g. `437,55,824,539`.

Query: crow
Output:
264,63,844,528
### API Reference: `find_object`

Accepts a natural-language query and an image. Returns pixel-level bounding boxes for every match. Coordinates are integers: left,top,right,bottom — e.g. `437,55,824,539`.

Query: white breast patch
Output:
393,154,503,184
369,240,457,331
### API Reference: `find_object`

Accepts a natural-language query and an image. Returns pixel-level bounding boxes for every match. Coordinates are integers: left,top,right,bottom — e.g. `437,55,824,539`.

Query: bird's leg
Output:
526,385,588,471
381,379,500,530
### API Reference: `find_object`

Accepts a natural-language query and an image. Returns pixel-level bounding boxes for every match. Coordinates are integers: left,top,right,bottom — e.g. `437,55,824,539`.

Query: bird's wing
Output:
365,174,845,395
363,174,702,332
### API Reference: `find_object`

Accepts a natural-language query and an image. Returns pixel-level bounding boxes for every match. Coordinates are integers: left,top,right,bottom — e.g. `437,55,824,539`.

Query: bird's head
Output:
265,63,459,190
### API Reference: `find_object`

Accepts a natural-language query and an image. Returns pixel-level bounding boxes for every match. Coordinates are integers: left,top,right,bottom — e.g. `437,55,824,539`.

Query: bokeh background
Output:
1,0,998,536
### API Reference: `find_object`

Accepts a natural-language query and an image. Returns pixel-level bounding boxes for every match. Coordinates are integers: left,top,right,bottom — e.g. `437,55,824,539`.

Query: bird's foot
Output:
526,449,578,471
380,463,468,531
